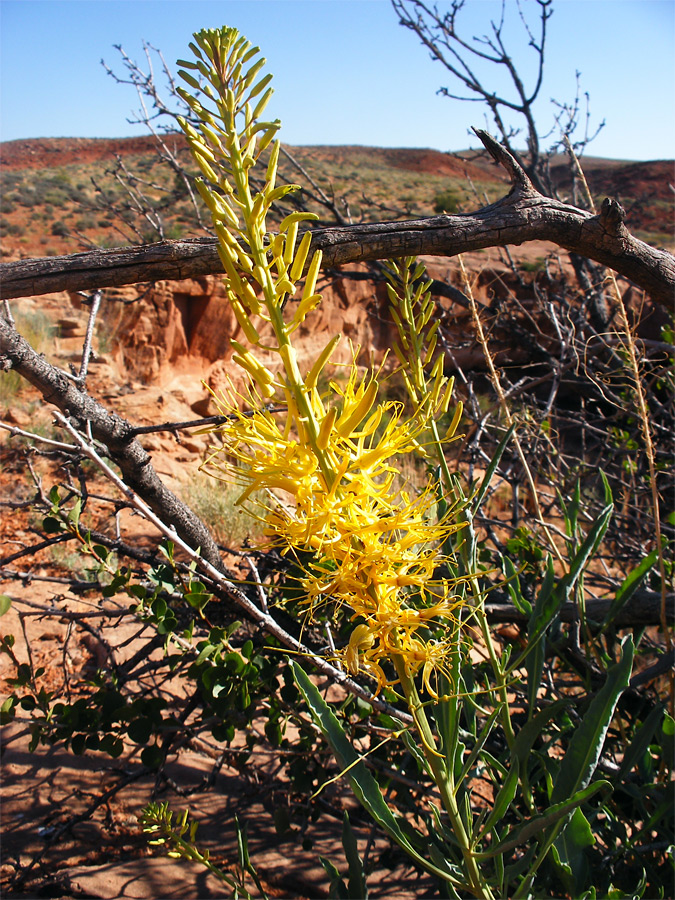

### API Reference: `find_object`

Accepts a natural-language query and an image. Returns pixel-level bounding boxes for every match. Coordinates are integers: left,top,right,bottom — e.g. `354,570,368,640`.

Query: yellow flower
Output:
181,26,467,699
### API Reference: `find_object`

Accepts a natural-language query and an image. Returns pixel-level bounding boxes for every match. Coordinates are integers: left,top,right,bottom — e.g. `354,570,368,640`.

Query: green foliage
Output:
519,256,547,273
0,310,56,403
50,220,70,236
433,188,461,214
3,22,672,900
181,472,264,547
140,802,269,899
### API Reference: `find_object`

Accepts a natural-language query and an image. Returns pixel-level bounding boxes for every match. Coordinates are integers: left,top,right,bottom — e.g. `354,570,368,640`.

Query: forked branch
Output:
1,131,673,308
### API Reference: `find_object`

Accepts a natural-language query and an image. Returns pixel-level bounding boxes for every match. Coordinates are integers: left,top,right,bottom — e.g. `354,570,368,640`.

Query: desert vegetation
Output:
0,3,673,899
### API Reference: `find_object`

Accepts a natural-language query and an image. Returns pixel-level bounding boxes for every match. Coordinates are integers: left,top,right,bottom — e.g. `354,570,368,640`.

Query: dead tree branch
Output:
2,132,672,308
0,319,224,572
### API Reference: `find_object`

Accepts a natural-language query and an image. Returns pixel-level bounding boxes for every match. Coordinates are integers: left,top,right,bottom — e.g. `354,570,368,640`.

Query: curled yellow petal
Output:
306,334,341,390
316,407,337,451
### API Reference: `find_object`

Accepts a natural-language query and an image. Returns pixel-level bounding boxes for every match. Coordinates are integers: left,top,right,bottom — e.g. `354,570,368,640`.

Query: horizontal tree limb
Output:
485,587,674,628
1,131,673,307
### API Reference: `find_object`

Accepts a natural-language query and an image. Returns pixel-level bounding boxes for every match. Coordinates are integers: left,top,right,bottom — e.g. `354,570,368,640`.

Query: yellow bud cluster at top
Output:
180,26,466,695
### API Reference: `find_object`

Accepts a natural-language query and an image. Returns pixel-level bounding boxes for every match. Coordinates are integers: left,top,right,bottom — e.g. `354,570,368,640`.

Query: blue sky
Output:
1,0,673,160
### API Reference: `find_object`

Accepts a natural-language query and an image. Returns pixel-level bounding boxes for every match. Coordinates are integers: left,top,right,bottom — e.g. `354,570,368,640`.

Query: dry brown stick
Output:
486,590,675,628
1,131,673,307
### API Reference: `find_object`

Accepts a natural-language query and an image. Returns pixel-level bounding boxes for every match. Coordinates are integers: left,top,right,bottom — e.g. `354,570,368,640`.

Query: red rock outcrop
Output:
98,264,396,411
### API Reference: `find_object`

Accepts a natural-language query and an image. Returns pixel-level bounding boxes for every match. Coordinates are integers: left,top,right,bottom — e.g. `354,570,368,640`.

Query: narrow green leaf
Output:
512,699,570,774
456,705,501,786
565,480,581,540
502,556,531,617
475,781,611,858
401,728,431,777
291,662,453,883
602,550,658,629
551,636,634,805
435,630,462,768
292,664,413,844
477,762,519,839
235,816,251,871
557,504,613,604
342,812,368,900
427,843,470,888
661,713,674,768
319,856,347,900
617,702,664,779
525,556,556,711
472,423,517,514
528,555,556,644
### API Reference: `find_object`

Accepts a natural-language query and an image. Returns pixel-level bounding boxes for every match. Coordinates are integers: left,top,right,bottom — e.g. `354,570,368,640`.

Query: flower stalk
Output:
178,26,493,899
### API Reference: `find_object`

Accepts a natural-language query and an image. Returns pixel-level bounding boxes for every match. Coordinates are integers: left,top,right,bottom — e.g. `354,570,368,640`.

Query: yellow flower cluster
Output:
206,361,465,694
180,26,465,695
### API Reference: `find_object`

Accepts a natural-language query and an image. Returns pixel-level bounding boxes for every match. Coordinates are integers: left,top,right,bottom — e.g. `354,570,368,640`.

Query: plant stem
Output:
393,654,495,900
430,416,516,752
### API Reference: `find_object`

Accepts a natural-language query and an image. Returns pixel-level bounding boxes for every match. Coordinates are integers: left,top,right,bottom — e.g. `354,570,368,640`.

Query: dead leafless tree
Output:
391,0,615,327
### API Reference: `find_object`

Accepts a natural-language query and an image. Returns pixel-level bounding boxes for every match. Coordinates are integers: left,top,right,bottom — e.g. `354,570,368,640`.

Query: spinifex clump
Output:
176,26,466,695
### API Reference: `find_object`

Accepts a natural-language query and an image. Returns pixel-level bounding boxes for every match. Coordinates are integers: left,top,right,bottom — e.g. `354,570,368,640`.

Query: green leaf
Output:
141,744,164,769
456,705,502,786
554,807,595,896
127,716,153,745
291,662,454,883
502,556,531,617
342,811,368,900
556,504,613,605
319,857,348,900
477,763,519,840
563,480,581,541
158,540,175,562
661,712,675,768
0,595,12,617
42,516,63,534
551,636,634,806
617,702,665,779
599,470,613,507
400,726,431,777
512,698,570,775
475,781,611,858
524,555,556,710
185,590,212,611
0,695,17,724
602,550,658,629
67,498,82,527
472,423,517,514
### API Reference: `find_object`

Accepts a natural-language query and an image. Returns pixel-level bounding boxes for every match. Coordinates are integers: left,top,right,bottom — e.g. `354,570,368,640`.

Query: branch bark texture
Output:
1,132,673,308
486,588,674,628
0,317,224,572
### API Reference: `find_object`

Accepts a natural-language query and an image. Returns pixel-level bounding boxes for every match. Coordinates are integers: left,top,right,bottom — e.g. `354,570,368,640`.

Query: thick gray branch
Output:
1,131,673,308
0,318,224,572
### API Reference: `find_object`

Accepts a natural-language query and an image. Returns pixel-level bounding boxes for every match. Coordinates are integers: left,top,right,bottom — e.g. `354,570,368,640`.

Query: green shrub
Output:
433,188,460,213
520,256,547,273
